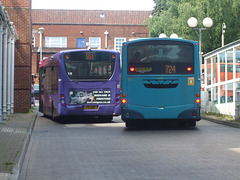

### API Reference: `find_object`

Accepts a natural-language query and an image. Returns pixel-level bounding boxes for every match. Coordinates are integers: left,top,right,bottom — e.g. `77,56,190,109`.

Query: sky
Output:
32,0,155,11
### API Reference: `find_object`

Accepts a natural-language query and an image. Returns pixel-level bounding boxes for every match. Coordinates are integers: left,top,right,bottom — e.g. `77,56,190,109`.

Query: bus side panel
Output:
39,58,59,117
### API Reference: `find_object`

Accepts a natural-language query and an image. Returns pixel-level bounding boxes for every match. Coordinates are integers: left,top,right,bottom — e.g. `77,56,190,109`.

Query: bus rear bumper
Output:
121,107,201,121
59,104,121,116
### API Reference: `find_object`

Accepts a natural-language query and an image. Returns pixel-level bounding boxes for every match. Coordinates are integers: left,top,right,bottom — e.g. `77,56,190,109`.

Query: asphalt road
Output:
19,115,240,180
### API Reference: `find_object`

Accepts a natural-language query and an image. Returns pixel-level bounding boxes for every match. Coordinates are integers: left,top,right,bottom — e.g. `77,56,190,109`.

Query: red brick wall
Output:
33,24,149,49
2,0,32,112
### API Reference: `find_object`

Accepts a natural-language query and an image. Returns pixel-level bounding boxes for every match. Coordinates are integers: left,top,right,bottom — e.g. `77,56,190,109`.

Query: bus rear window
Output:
64,51,116,81
127,42,194,75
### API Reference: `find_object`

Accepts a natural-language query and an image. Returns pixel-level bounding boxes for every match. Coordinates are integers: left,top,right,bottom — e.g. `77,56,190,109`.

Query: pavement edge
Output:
9,111,38,180
203,116,240,128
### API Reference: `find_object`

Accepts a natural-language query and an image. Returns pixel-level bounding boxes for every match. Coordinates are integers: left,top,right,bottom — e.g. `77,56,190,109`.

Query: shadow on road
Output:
50,115,117,124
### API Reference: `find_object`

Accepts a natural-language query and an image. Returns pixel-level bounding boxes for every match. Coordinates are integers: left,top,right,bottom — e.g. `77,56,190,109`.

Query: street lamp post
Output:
222,23,226,47
187,17,213,76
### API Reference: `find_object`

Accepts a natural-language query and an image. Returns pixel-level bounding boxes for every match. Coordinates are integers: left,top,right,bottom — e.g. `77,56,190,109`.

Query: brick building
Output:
31,9,152,83
1,0,32,113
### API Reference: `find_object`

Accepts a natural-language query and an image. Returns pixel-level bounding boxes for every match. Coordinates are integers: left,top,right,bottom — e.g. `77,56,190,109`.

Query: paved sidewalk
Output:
0,107,38,180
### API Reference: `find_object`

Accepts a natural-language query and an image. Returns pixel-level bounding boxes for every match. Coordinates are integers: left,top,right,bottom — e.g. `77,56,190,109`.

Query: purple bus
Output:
39,49,121,121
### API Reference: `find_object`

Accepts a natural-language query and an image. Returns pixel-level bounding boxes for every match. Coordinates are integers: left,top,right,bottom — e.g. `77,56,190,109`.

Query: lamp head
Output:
203,17,213,28
159,33,167,38
188,17,198,28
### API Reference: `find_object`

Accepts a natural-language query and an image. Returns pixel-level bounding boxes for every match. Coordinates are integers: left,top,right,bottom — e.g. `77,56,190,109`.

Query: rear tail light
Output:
61,99,66,106
60,94,65,106
187,67,192,72
130,67,135,72
196,99,201,103
122,94,127,106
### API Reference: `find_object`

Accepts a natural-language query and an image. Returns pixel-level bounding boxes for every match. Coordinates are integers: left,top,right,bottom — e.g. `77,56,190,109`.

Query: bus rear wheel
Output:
188,120,196,127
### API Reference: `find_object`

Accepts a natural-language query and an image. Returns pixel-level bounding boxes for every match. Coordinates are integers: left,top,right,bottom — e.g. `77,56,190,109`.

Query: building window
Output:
213,86,218,104
220,85,226,103
227,49,233,80
89,37,101,49
213,55,218,84
77,38,86,48
114,37,126,52
236,46,240,78
206,58,211,86
227,83,233,103
45,37,67,48
220,52,226,82
207,88,211,102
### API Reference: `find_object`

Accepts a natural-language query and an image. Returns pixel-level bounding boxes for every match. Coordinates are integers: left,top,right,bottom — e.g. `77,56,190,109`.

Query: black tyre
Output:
188,120,196,127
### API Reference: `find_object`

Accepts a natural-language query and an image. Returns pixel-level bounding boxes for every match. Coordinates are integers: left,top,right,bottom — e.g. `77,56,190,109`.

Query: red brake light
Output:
196,99,201,103
122,99,127,104
130,67,135,72
187,67,192,71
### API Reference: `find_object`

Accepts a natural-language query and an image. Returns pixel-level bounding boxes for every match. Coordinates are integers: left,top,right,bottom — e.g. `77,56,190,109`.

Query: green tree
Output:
148,0,240,53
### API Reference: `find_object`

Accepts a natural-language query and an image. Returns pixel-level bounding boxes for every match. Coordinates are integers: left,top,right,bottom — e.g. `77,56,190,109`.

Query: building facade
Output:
31,9,152,83
1,0,32,114
202,39,240,118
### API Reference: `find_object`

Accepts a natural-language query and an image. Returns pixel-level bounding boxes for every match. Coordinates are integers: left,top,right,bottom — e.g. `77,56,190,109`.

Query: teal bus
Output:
121,38,201,127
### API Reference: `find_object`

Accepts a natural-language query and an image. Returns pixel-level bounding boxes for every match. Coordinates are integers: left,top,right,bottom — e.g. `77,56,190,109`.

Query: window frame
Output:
114,37,126,52
45,37,67,48
89,37,101,49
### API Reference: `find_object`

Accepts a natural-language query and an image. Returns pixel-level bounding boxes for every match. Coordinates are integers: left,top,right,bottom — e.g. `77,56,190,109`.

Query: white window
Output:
45,37,67,48
89,37,101,49
114,37,126,52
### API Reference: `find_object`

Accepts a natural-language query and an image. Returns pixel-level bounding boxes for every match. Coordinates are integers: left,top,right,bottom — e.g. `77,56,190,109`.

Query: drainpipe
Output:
0,24,3,123
38,27,44,61
7,36,12,116
3,25,8,120
104,30,109,49
11,38,15,113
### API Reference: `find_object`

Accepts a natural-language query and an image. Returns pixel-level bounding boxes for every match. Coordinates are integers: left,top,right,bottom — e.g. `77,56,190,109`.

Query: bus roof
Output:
39,49,120,68
123,38,198,45
58,49,119,54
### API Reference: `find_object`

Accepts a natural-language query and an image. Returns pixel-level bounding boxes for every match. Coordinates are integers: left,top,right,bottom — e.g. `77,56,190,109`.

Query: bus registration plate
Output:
83,106,98,110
